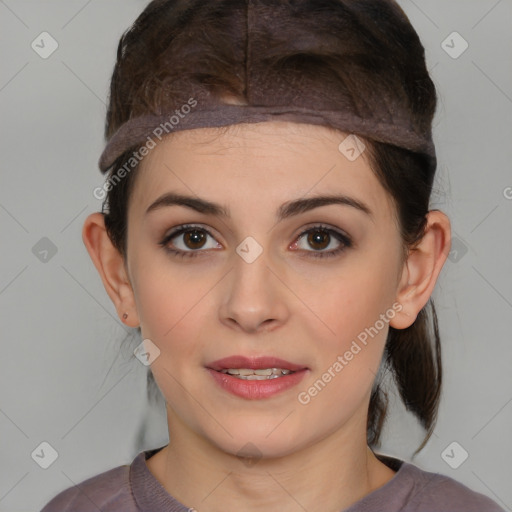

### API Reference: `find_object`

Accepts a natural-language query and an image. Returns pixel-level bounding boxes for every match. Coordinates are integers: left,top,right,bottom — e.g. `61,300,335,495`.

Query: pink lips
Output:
206,355,308,400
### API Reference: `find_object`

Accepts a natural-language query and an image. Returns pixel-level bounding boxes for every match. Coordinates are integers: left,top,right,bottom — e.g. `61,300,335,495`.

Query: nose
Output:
218,247,290,334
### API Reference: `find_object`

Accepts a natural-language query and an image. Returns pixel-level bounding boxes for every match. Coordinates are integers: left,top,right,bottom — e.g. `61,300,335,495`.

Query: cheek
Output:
299,258,397,346
293,249,399,401
294,272,393,421
130,254,203,340
131,262,212,403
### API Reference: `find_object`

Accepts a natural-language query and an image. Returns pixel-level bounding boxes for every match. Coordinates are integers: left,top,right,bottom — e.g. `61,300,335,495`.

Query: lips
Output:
206,355,309,400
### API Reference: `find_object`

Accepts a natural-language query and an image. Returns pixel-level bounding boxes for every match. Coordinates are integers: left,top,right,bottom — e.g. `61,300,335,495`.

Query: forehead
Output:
129,121,395,223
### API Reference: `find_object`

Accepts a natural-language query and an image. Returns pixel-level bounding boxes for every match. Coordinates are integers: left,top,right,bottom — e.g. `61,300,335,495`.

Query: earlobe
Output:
82,212,140,327
390,210,451,330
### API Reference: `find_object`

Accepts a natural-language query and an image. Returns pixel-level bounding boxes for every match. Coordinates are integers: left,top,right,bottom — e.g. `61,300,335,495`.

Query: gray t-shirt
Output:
40,446,505,511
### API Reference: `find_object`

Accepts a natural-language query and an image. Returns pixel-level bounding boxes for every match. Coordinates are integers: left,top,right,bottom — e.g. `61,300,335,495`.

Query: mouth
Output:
217,368,295,380
207,355,307,374
206,356,308,399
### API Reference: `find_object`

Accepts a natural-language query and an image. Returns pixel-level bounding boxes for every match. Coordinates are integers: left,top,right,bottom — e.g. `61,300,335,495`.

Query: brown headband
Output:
98,0,436,174
98,105,436,173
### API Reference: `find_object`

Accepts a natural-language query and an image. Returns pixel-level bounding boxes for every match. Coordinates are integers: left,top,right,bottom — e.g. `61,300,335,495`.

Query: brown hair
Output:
100,0,441,455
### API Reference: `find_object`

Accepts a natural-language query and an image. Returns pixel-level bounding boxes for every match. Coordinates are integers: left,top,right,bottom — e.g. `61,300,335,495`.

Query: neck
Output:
146,407,396,512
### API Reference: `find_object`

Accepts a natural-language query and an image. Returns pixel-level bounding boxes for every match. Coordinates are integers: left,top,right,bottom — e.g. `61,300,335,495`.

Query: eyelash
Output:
159,223,352,259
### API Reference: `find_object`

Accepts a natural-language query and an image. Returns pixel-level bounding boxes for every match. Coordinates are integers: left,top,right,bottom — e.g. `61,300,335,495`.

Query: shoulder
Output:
401,461,506,512
39,461,134,512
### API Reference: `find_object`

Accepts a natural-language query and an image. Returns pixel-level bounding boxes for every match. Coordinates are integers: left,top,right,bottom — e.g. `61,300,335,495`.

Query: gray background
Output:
1,1,511,511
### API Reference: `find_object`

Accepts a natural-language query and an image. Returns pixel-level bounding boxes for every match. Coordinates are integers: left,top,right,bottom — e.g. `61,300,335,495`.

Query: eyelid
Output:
293,222,351,243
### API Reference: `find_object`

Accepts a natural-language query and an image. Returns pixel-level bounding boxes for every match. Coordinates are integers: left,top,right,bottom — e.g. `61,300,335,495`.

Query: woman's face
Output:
125,121,406,458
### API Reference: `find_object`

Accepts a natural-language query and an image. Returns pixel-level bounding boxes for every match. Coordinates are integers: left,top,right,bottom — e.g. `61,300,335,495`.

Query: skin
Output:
83,121,451,512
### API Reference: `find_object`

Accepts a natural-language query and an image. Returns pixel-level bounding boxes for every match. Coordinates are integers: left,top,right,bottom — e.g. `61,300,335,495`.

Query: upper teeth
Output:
220,368,293,380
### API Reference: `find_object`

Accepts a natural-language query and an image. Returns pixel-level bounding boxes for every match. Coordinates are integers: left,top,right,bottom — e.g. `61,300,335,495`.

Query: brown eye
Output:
292,225,352,259
306,229,330,250
183,229,207,249
160,225,222,257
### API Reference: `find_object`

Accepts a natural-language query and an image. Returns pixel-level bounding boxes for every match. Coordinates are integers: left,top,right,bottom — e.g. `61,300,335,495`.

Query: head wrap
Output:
98,0,436,173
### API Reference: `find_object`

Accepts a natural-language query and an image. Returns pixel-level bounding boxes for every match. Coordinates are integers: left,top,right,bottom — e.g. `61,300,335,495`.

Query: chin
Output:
201,418,312,461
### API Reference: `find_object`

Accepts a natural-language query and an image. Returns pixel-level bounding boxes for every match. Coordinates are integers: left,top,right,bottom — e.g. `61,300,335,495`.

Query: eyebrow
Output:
145,192,373,221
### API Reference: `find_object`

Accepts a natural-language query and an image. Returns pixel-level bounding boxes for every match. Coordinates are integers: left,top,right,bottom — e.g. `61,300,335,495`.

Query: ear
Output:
82,212,140,328
390,210,451,329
